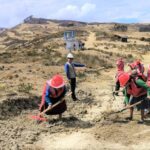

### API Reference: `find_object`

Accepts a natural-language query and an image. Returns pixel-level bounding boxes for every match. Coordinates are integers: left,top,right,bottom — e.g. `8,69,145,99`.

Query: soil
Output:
0,23,150,150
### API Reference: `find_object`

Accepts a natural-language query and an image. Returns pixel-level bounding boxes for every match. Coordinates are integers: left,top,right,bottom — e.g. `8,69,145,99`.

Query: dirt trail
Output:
85,32,96,48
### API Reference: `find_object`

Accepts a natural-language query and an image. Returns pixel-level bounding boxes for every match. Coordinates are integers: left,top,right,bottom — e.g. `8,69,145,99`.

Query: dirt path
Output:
85,32,96,48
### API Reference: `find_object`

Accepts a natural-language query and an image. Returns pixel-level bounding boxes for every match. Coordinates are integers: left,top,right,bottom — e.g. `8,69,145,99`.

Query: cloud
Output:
50,3,96,20
0,0,29,27
0,0,62,27
90,0,150,23
0,0,150,27
81,3,96,16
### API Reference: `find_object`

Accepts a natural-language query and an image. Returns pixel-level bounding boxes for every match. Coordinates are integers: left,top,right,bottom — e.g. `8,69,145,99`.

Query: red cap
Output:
128,62,136,69
135,60,141,65
116,59,124,71
116,58,123,65
47,75,65,88
119,73,130,87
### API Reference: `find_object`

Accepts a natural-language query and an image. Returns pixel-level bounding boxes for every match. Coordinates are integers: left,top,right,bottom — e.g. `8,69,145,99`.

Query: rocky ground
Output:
0,22,150,150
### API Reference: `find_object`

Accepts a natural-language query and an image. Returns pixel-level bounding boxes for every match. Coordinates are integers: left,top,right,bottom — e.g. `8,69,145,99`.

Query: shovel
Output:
112,99,144,114
29,92,71,122
41,92,72,114
29,99,66,123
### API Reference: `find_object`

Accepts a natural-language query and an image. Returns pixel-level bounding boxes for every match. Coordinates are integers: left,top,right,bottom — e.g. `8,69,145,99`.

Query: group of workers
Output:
38,52,150,124
115,58,150,124
39,53,85,119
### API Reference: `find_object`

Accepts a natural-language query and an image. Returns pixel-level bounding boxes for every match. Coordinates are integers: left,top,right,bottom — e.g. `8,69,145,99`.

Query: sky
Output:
0,0,150,28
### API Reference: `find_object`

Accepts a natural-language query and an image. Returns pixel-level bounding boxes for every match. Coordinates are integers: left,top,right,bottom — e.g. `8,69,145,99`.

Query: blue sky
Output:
0,0,150,28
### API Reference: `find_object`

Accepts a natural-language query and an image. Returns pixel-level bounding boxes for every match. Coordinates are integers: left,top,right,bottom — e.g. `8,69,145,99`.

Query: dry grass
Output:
75,52,113,68
18,83,33,93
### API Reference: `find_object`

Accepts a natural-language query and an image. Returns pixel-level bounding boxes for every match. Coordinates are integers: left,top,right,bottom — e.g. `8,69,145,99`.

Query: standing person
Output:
118,71,150,123
73,43,76,51
135,60,145,75
128,62,136,70
128,60,146,81
114,58,124,94
64,53,85,101
79,42,81,50
114,58,129,106
147,65,150,87
39,75,67,119
146,65,150,116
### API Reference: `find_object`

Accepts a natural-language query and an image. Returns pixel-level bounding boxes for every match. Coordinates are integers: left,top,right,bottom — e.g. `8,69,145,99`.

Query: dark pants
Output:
130,95,148,110
43,101,67,115
129,95,148,120
40,91,67,115
115,80,120,92
70,78,76,100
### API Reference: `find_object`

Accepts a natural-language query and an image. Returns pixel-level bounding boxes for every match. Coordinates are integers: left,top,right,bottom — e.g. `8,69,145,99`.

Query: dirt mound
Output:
0,90,95,149
0,96,40,120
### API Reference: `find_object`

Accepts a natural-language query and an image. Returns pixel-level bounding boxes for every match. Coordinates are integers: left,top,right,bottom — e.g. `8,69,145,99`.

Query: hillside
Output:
23,16,87,26
0,18,150,150
0,28,7,34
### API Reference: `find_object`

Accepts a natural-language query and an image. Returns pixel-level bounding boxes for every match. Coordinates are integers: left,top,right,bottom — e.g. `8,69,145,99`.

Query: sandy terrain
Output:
0,22,150,150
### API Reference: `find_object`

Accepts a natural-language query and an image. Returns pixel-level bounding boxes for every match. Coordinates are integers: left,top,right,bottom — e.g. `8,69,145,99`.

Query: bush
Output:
18,83,33,93
26,50,38,56
77,72,86,78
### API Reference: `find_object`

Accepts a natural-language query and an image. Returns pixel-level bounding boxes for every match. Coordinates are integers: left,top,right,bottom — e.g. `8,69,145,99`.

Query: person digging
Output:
128,59,146,81
118,71,150,124
114,58,125,95
39,75,67,120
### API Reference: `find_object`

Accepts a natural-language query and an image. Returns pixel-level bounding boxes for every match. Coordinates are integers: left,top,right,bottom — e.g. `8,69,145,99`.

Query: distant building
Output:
64,30,84,51
113,35,128,42
139,26,150,32
64,30,76,40
121,36,128,42
113,24,128,32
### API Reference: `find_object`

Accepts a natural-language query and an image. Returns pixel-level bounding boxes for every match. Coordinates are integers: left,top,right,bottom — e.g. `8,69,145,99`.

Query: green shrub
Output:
18,83,33,93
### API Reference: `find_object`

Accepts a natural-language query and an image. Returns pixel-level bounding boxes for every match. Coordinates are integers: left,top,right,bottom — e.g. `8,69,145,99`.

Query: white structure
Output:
64,30,75,40
66,39,80,51
64,30,81,51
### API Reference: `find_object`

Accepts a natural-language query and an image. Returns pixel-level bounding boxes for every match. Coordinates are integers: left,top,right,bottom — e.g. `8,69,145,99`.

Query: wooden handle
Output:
43,99,65,114
116,100,143,113
42,92,72,114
